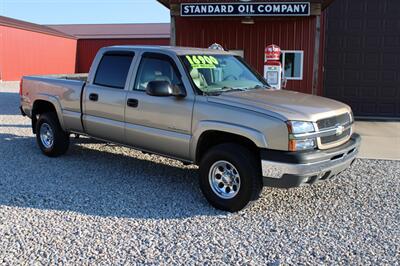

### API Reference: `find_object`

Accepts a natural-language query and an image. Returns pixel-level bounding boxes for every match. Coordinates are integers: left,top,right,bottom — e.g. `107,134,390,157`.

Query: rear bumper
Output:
261,133,361,188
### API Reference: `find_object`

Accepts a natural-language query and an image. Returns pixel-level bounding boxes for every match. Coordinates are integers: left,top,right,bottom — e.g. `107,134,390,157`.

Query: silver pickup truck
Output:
20,46,361,212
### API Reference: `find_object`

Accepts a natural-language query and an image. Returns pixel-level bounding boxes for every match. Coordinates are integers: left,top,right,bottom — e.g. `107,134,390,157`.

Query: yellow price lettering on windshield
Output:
186,55,219,69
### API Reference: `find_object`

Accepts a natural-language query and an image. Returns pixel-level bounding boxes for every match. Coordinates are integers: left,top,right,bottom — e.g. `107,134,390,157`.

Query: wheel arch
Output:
31,96,64,134
192,121,268,164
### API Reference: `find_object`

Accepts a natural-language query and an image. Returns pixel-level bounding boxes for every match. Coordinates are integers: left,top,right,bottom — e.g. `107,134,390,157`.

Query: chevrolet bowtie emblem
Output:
335,125,344,136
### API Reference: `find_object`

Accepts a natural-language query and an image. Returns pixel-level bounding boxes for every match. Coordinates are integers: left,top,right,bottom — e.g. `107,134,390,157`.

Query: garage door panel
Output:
346,19,363,32
325,53,342,66
362,71,379,83
364,53,380,65
342,86,358,97
386,0,400,17
324,0,400,118
360,102,378,116
344,53,362,65
380,87,397,98
343,70,360,84
365,0,382,14
364,36,382,49
381,71,397,83
382,53,399,67
366,20,383,32
344,36,363,49
359,86,378,98
325,69,343,85
378,103,398,116
325,86,342,98
382,36,400,49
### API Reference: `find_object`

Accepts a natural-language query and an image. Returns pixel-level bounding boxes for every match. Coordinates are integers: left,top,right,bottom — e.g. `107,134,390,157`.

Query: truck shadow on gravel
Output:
0,133,225,219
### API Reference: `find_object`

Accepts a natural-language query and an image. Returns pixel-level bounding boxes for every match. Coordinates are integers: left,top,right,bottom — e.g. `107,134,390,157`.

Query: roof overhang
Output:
157,0,335,11
0,16,76,40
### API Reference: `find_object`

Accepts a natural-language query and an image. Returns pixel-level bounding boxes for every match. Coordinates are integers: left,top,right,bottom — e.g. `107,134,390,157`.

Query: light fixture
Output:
239,0,254,24
241,16,255,25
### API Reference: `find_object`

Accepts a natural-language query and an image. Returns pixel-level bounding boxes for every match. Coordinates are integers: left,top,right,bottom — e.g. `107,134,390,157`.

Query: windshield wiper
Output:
251,84,272,90
203,87,247,96
203,91,222,96
220,87,248,93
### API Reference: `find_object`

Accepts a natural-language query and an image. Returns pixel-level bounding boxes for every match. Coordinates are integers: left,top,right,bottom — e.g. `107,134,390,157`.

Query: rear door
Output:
83,51,134,143
124,52,194,160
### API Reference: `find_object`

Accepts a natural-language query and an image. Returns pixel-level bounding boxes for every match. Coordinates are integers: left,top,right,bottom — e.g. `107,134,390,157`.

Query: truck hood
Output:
207,89,351,122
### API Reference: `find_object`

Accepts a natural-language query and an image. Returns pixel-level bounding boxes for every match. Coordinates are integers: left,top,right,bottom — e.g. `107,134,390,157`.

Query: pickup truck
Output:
20,46,361,212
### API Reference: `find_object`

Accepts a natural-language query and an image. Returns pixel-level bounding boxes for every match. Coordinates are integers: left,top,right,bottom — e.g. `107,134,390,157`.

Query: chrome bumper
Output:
261,134,361,188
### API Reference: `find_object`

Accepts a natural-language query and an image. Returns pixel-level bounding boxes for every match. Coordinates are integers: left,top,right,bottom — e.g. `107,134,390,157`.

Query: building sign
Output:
181,2,310,17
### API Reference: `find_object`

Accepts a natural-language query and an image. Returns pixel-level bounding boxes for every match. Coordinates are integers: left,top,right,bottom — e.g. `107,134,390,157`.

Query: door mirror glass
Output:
146,80,186,97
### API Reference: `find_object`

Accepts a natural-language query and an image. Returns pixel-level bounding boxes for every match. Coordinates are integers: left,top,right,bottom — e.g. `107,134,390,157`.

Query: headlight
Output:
287,121,315,134
287,121,316,151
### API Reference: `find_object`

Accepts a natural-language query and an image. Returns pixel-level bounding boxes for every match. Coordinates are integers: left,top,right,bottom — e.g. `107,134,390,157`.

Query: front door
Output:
83,51,134,143
124,52,194,160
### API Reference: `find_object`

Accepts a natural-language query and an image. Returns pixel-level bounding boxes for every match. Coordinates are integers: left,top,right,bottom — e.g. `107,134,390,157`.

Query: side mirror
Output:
146,80,186,97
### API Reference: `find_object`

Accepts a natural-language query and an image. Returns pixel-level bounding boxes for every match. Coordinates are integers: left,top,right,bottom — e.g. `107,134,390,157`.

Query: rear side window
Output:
94,52,134,89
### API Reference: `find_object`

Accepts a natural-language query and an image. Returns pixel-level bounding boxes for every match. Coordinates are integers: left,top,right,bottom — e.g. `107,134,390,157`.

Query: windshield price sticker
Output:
186,55,219,69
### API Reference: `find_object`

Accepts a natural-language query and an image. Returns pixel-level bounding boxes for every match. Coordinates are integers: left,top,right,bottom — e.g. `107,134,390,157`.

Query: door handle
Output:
127,98,139,108
89,93,98,101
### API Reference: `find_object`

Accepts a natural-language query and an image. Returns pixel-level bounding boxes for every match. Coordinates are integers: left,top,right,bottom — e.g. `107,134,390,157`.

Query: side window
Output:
134,54,182,91
94,52,134,89
280,51,304,80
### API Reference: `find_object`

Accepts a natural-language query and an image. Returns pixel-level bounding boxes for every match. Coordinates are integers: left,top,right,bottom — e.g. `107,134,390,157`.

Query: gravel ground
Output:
0,82,399,265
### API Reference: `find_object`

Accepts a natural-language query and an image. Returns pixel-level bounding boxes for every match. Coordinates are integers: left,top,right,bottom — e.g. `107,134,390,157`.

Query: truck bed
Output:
25,73,88,82
21,74,88,133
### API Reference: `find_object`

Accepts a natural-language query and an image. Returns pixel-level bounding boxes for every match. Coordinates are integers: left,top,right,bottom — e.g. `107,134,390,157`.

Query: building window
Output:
280,51,304,80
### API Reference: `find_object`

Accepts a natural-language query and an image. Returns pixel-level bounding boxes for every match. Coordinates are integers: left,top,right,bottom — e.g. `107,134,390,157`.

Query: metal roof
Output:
0,16,76,39
47,23,170,40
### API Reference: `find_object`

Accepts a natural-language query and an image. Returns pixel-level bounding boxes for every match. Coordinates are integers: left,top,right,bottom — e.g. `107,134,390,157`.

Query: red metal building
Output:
49,23,170,73
158,0,332,95
0,16,77,81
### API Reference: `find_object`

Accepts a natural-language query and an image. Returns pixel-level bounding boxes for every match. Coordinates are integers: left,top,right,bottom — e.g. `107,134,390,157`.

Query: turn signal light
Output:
288,138,316,151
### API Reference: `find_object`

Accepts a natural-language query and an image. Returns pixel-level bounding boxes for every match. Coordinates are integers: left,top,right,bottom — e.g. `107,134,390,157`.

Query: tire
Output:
199,143,263,212
36,112,69,157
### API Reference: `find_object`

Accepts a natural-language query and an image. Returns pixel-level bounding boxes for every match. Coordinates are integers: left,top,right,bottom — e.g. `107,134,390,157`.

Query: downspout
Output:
170,14,176,46
312,15,321,95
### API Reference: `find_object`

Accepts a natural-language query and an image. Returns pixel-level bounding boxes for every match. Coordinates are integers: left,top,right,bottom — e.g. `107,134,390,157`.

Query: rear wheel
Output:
36,112,69,157
199,143,263,212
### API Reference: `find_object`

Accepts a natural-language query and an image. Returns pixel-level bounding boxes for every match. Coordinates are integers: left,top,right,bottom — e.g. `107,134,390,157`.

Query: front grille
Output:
317,113,352,148
317,113,351,130
320,128,351,144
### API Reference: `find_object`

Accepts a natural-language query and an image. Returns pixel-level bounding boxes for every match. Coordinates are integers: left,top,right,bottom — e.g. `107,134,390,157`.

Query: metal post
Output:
170,15,176,46
312,15,321,95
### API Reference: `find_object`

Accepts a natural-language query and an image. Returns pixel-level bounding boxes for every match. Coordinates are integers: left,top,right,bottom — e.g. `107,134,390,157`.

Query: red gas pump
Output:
264,44,284,89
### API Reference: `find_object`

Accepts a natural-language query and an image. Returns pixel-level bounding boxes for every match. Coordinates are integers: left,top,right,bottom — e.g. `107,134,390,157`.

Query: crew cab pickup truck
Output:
20,46,361,212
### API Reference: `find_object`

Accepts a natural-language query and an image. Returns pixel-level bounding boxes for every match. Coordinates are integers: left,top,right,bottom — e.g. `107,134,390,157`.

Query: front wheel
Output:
199,143,263,212
36,112,69,157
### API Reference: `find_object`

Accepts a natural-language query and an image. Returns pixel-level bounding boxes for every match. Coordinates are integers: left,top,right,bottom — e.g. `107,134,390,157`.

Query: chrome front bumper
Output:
261,133,361,188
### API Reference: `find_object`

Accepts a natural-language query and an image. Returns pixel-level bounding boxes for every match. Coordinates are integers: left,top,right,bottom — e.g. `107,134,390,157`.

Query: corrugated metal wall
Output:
76,38,170,73
175,16,318,94
0,26,77,81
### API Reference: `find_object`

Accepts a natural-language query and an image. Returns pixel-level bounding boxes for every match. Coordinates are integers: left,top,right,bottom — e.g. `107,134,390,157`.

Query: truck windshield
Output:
180,54,268,94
